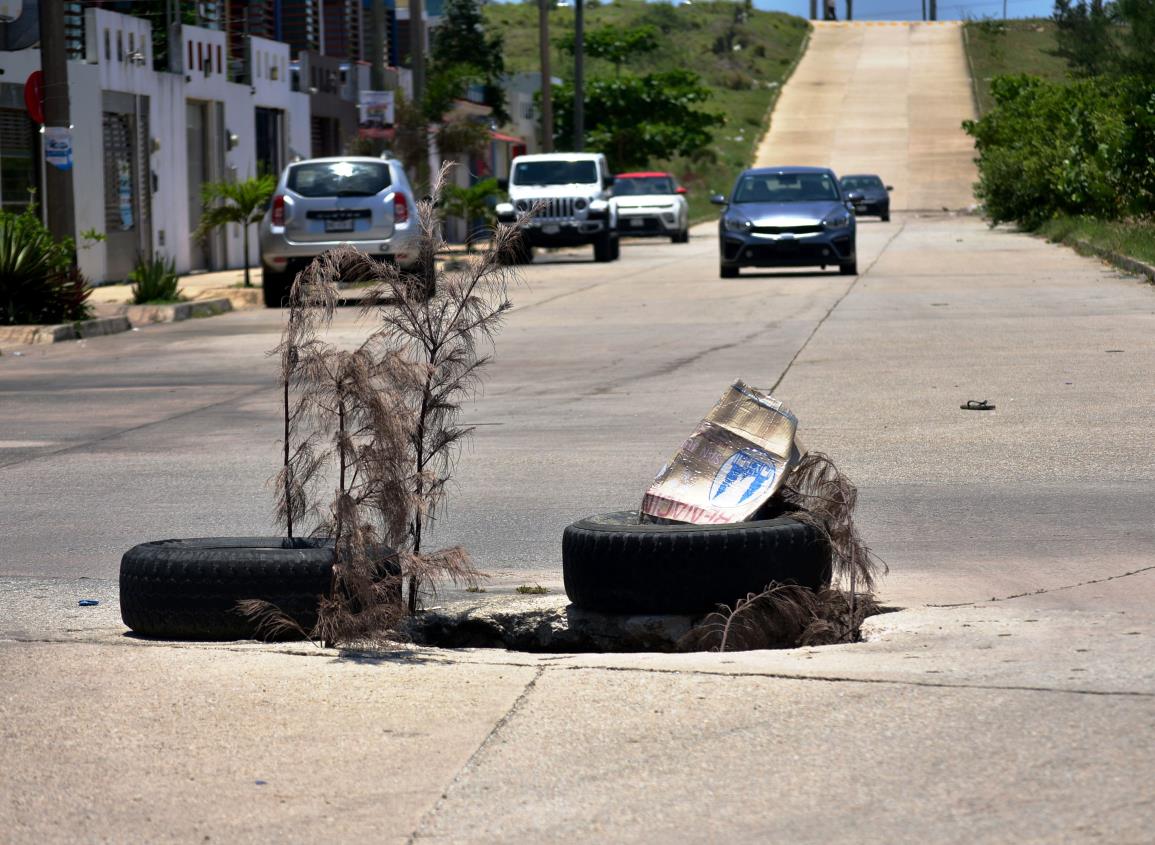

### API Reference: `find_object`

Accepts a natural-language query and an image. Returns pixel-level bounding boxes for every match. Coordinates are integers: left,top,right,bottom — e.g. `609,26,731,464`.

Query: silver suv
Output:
259,156,420,307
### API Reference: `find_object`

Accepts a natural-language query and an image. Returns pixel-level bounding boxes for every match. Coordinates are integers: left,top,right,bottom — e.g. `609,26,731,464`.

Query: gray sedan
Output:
711,166,859,278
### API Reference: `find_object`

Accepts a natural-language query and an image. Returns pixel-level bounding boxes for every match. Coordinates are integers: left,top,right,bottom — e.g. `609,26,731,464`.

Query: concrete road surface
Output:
757,22,978,211
3,19,1154,845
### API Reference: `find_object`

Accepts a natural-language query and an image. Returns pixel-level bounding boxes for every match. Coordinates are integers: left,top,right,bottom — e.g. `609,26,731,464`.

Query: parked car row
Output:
710,166,892,279
256,152,894,307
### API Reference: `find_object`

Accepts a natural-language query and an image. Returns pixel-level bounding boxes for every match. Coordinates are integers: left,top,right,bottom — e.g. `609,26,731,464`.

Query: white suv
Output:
259,156,420,307
613,171,690,243
496,153,620,264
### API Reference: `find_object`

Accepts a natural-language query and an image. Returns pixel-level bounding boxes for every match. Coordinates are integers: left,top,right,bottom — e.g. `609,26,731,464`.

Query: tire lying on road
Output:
120,537,336,641
562,511,831,615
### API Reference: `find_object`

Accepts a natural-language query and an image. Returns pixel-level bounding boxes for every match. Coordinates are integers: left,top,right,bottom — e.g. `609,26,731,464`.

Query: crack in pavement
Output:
926,564,1155,609
7,635,1151,700
770,221,906,393
0,385,269,470
405,665,546,844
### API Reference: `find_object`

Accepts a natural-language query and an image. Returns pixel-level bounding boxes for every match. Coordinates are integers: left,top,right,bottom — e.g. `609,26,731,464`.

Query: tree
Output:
1052,0,1116,77
194,175,276,288
430,0,509,123
553,70,723,171
1115,0,1155,79
558,24,659,75
441,178,501,251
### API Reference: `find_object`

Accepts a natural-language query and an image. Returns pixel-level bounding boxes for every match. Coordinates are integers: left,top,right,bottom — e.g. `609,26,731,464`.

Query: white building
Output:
0,7,312,283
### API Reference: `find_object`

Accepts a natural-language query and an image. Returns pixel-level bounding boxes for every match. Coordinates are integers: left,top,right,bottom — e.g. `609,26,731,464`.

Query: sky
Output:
535,0,1060,23
752,0,1056,20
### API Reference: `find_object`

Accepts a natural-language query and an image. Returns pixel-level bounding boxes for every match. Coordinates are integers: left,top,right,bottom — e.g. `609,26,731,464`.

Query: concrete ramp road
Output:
756,21,978,211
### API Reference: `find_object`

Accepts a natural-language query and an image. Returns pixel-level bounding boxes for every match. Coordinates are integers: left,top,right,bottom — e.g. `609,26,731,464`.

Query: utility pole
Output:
846,0,853,21
370,0,387,90
37,0,74,246
410,0,426,105
573,0,584,151
929,0,937,20
810,0,817,19
538,0,553,152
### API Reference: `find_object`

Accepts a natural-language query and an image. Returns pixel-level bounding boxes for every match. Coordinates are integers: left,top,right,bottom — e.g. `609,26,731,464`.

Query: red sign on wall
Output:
24,71,45,125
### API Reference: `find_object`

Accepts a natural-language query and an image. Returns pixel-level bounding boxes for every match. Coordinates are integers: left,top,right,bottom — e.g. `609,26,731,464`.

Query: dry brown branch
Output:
778,451,886,597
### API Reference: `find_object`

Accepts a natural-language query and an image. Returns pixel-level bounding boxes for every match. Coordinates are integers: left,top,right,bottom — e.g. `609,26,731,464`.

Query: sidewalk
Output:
89,266,265,310
1,578,1152,844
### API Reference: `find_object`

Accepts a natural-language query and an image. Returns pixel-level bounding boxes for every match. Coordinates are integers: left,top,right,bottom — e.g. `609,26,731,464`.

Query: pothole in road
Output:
403,593,896,654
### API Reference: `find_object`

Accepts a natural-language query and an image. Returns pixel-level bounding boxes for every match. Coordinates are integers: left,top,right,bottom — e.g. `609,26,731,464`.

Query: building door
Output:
255,107,285,178
186,101,209,271
102,94,151,282
0,107,39,215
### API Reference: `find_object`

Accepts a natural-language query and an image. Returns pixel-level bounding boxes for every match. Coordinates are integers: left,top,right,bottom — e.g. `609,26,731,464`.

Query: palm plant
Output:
441,177,501,251
194,174,276,288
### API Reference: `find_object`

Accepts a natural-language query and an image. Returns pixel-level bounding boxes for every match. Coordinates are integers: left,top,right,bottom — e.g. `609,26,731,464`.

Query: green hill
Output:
485,1,809,220
963,19,1069,114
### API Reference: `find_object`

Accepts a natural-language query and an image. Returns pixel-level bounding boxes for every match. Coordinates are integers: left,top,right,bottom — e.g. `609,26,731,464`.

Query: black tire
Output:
881,211,890,222
121,537,337,641
720,264,739,278
594,232,614,262
839,260,858,276
562,511,831,614
611,234,621,260
262,267,291,308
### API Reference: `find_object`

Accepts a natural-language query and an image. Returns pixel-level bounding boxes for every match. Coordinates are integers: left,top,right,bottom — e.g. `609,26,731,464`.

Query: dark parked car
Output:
711,166,858,278
840,174,893,221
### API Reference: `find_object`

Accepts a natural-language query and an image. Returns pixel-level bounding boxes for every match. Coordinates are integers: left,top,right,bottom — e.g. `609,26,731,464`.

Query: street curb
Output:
1065,238,1155,284
119,297,234,324
0,315,131,347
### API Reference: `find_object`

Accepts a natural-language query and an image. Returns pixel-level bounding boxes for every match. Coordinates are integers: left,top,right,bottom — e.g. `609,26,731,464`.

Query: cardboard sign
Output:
641,381,800,525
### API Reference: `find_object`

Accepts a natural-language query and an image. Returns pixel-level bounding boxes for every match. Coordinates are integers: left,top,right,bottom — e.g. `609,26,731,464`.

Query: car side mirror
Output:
604,174,615,188
710,194,727,206
885,185,894,191
676,186,688,195
496,177,509,191
846,191,864,203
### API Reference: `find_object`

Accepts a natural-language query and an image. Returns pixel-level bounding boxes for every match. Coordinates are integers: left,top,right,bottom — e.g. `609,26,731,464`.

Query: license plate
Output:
325,219,355,233
542,223,560,235
855,205,868,214
630,219,644,227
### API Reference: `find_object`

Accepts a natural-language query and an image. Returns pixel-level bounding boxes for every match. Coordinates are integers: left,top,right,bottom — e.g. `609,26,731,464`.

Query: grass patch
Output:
963,18,1069,114
515,584,549,595
466,585,487,593
1037,216,1155,267
486,0,809,221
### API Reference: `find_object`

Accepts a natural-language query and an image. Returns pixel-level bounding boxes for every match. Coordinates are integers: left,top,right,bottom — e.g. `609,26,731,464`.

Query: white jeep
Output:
496,153,620,264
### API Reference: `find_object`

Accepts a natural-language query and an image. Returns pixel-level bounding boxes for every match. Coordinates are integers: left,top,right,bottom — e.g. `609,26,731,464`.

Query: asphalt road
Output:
2,215,1153,617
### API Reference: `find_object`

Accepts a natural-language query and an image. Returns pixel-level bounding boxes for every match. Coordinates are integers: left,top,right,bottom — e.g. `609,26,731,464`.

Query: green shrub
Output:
964,74,1155,228
0,208,90,325
130,254,181,304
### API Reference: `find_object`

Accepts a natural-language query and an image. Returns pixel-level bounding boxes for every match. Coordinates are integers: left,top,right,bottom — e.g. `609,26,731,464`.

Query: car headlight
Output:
514,199,530,212
723,215,752,232
823,211,852,229
574,198,588,211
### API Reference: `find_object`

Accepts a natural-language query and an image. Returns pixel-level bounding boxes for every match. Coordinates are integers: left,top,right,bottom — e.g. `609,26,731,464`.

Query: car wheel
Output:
611,234,621,260
720,264,739,278
594,232,614,262
262,266,291,308
562,511,831,614
839,260,858,275
881,211,890,222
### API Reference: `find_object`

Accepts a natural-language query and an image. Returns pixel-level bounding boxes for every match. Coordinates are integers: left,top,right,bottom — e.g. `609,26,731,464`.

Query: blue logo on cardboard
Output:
709,450,777,508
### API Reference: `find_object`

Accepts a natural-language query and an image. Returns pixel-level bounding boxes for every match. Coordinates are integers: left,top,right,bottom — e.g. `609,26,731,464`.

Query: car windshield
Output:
841,176,884,191
733,172,840,203
287,161,392,197
513,160,599,186
614,176,675,196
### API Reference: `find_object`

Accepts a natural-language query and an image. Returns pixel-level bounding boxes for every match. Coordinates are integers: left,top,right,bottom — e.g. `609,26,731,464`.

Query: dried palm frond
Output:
778,451,886,597
679,584,882,652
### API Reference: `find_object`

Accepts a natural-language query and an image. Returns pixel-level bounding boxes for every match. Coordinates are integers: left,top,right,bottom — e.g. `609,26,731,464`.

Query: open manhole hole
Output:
404,592,896,654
